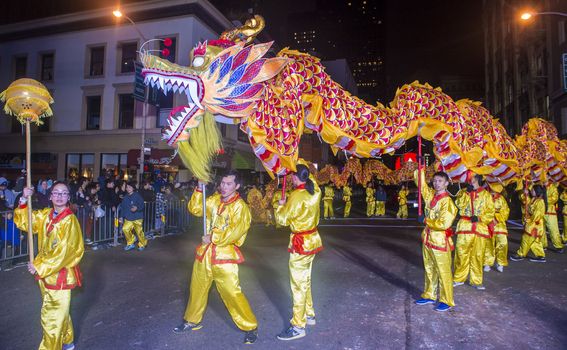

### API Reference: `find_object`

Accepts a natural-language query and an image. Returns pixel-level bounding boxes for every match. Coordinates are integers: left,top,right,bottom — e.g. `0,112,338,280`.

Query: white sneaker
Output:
483,265,491,272
453,281,464,287
496,264,504,273
306,316,316,326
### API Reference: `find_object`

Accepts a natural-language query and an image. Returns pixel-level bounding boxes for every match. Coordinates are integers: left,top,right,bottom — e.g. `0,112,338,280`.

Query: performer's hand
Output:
202,234,212,244
130,206,137,212
23,187,34,198
471,215,479,223
118,218,124,224
27,262,37,275
278,198,286,206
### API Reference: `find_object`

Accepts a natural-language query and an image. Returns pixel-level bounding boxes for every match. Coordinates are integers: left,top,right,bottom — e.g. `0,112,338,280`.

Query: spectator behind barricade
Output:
13,169,26,194
153,173,166,193
140,181,156,202
155,185,167,233
0,177,15,209
0,200,21,259
74,178,90,206
173,182,184,199
101,179,120,212
34,179,52,209
83,183,100,245
116,180,127,201
119,181,147,251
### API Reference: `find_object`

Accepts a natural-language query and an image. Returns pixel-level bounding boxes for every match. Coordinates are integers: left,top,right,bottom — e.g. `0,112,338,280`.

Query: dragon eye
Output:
192,56,205,67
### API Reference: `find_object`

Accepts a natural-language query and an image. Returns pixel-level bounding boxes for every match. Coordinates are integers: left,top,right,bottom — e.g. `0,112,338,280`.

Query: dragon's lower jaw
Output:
162,103,203,146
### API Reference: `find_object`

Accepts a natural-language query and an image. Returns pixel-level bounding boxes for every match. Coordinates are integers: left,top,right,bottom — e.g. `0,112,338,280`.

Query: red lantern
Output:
161,48,170,58
164,38,172,47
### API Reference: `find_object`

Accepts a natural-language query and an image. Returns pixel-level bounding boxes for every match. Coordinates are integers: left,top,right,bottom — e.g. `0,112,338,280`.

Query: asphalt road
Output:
1,208,566,350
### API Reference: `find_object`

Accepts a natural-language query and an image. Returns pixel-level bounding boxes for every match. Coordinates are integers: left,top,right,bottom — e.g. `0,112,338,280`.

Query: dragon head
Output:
139,15,289,181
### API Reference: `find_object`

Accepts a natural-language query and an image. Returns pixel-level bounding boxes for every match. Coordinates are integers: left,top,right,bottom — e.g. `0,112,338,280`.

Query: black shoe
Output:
173,321,202,333
528,256,546,263
244,329,258,344
276,326,306,341
551,248,564,254
509,254,524,261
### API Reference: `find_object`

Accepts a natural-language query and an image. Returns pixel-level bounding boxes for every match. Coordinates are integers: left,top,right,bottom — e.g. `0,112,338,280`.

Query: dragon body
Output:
141,16,566,187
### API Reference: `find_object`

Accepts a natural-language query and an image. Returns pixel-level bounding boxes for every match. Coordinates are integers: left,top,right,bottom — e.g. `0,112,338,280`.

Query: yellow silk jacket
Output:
561,190,567,215
455,187,495,238
365,187,375,203
323,186,334,201
525,197,545,237
275,175,323,255
14,205,84,289
188,190,251,264
546,183,559,215
398,189,409,205
415,171,457,251
491,193,510,235
343,186,352,202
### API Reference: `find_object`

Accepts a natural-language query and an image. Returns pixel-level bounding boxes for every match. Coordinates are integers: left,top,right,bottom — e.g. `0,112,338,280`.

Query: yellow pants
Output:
123,219,147,248
184,248,257,331
366,201,375,217
422,244,454,306
545,214,563,249
541,226,548,248
484,234,508,267
563,214,567,243
344,201,351,217
38,281,74,350
323,200,334,218
289,252,316,328
454,234,487,286
397,204,408,218
375,201,385,216
516,234,545,258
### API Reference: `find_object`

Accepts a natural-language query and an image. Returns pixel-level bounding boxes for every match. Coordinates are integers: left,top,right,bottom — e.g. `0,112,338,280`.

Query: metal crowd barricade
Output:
1,199,191,269
0,209,29,269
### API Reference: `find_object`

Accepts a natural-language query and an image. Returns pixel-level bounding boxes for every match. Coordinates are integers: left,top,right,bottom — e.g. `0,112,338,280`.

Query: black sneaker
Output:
528,256,546,263
244,329,258,344
276,326,306,341
509,254,524,261
173,321,202,333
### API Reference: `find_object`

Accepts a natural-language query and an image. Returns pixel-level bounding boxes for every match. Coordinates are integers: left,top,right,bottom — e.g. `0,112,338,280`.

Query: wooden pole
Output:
202,182,207,237
417,135,423,217
25,120,34,264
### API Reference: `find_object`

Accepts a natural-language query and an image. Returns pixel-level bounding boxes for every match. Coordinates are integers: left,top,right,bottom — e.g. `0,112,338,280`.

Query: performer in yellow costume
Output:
375,185,387,216
484,189,510,273
15,183,84,350
510,185,547,262
561,189,567,244
396,185,409,218
272,187,284,228
413,170,457,312
275,164,323,341
174,170,258,344
453,174,495,290
322,185,335,219
544,183,564,253
519,188,529,225
119,181,147,251
365,184,375,217
343,185,352,218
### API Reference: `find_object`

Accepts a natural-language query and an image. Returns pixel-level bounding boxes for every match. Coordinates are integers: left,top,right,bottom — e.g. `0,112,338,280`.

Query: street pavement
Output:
1,208,566,350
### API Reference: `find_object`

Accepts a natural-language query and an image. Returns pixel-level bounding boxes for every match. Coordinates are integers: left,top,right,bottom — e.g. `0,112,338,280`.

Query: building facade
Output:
0,0,259,183
483,0,567,137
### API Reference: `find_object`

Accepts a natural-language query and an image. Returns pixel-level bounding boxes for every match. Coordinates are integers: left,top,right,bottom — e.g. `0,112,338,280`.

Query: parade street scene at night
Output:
0,1,566,349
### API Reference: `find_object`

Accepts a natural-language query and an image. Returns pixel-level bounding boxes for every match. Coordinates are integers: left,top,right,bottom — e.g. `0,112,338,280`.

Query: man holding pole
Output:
174,170,258,344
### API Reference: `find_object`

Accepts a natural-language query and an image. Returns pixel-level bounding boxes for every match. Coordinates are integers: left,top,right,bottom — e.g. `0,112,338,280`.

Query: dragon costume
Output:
140,15,566,188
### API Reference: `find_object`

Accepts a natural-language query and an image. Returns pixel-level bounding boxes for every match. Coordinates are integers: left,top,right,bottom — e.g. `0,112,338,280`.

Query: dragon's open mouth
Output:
142,68,205,109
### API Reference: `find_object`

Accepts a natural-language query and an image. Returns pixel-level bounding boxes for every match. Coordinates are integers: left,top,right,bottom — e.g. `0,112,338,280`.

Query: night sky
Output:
1,0,484,101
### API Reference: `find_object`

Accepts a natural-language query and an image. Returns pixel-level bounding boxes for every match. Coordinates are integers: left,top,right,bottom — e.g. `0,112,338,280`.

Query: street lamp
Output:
520,11,567,21
113,9,149,183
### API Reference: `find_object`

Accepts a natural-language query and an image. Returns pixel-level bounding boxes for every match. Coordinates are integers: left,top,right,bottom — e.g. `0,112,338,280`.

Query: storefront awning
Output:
127,149,183,167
